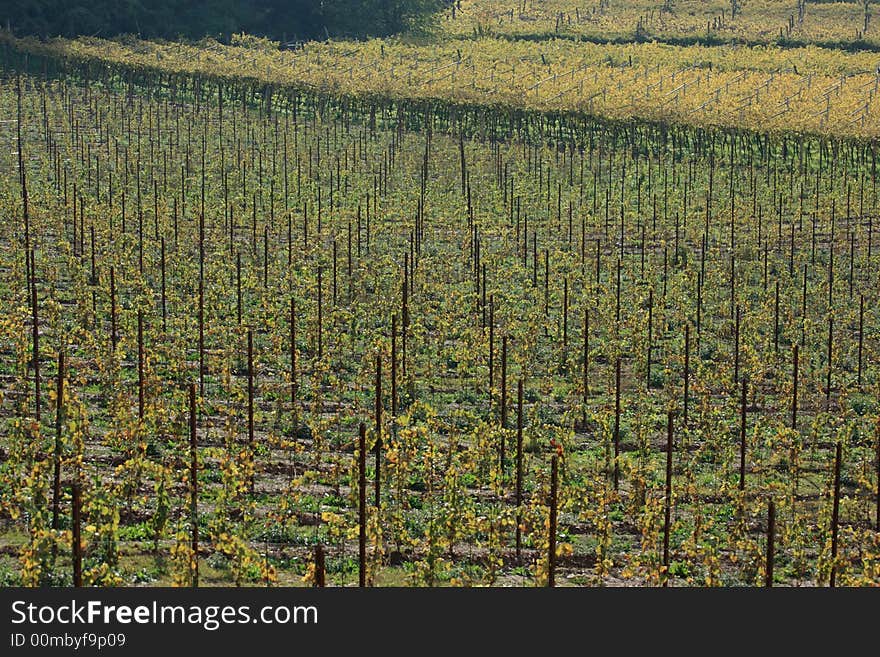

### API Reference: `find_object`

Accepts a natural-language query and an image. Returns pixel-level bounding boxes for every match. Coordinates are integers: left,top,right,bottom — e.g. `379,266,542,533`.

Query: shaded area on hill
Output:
0,0,448,42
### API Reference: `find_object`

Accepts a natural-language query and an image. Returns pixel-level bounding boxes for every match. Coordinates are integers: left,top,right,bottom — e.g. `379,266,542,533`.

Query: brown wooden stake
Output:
740,376,748,491
391,314,398,418
792,344,799,430
247,329,255,494
290,297,297,408
52,350,64,530
516,378,524,561
110,265,117,351
582,309,589,423
663,410,674,587
198,214,204,396
734,304,740,386
402,265,408,378
90,225,96,319
613,357,621,490
646,289,653,389
358,422,367,588
374,353,382,509
765,499,775,588
160,236,166,331
314,544,325,588
189,382,198,587
683,324,690,427
137,310,144,421
72,482,82,587
830,441,842,587
31,257,40,422
548,454,558,588
498,335,507,468
500,336,508,467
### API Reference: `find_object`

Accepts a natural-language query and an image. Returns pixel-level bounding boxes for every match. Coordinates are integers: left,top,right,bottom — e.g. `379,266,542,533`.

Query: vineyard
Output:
0,3,879,589
442,0,880,49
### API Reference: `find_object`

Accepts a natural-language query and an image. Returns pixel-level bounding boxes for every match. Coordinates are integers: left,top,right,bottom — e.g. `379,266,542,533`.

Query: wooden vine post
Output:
516,378,524,561
52,350,64,530
358,422,367,588
314,544,326,588
189,382,199,588
663,410,674,587
792,344,798,430
613,357,621,490
374,353,382,509
765,500,775,588
548,454,558,588
290,297,297,408
740,376,748,491
247,328,255,494
71,483,82,587
830,441,842,587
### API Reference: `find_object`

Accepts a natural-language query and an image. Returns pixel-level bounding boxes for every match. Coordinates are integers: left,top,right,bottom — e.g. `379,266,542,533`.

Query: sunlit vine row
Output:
2,31,880,137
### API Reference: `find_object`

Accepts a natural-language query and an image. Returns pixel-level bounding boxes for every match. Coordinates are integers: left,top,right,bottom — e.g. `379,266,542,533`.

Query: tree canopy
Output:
0,1,448,41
